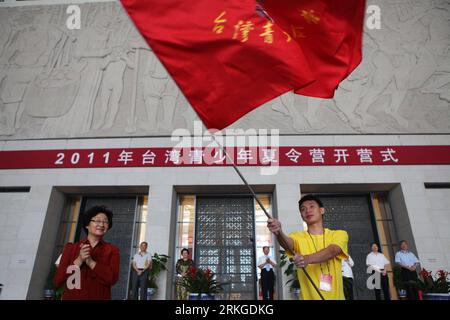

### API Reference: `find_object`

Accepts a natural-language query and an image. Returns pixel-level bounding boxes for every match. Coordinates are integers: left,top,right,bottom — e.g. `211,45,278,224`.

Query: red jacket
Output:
54,238,120,300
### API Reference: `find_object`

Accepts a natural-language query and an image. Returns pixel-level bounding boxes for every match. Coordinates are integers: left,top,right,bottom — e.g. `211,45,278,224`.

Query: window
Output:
254,195,275,299
372,193,399,261
372,193,400,299
131,196,149,252
175,195,195,261
173,194,274,299
53,196,81,264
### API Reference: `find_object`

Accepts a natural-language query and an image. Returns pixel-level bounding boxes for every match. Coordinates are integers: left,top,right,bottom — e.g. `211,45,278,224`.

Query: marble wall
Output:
0,0,449,139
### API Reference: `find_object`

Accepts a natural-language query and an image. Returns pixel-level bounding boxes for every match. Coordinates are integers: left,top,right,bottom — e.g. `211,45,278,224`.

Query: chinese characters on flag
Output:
120,0,366,129
262,0,366,98
120,0,315,130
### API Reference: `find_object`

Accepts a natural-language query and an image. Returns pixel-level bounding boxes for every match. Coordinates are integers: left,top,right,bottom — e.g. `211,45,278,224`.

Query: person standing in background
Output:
175,248,195,300
130,241,152,300
257,246,277,300
395,240,420,300
342,254,355,300
366,243,390,300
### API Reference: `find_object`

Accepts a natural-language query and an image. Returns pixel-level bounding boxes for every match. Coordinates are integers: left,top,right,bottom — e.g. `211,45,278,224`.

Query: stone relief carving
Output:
0,9,63,136
420,2,450,103
0,0,448,139
234,0,450,134
41,6,113,137
95,19,136,131
140,48,179,133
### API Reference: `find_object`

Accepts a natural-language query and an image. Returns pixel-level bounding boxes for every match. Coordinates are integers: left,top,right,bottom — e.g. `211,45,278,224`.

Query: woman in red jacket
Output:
54,206,120,300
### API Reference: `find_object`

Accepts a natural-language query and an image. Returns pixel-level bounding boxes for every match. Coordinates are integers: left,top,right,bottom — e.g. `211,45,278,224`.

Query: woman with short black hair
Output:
54,206,120,299
175,248,195,300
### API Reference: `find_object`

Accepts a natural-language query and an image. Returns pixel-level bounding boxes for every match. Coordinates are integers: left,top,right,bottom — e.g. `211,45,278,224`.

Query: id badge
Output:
319,274,332,292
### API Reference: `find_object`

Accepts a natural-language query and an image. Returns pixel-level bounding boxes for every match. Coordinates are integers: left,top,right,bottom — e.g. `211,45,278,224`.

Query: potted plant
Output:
44,264,64,300
279,250,300,299
180,266,224,300
393,264,408,300
147,252,170,299
416,268,450,300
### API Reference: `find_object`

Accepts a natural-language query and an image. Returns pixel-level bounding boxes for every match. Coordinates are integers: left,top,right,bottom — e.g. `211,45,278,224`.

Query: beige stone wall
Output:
0,0,449,139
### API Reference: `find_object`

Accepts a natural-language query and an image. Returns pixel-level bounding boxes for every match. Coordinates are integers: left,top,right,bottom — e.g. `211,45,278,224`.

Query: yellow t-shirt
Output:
287,228,348,300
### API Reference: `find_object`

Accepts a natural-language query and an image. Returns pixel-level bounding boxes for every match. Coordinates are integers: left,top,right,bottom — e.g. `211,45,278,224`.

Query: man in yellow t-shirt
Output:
267,194,348,300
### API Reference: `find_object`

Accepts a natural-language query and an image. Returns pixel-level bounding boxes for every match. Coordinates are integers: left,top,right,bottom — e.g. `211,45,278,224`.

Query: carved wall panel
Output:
0,1,449,139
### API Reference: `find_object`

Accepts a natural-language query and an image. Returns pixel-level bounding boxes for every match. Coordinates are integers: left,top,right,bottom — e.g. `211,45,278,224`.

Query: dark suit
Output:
261,268,275,300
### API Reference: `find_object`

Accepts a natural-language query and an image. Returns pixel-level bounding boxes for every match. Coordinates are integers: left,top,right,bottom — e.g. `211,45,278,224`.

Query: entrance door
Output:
320,194,379,300
195,196,256,299
76,197,137,300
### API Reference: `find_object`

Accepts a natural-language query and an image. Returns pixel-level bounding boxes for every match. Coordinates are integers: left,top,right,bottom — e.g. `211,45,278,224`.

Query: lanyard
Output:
307,229,331,274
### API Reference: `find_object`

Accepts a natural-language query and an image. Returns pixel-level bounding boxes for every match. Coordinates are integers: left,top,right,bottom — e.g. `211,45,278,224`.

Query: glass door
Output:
195,196,256,300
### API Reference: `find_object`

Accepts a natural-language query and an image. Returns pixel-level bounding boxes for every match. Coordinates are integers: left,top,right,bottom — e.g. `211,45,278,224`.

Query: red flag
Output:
263,0,366,98
120,0,315,130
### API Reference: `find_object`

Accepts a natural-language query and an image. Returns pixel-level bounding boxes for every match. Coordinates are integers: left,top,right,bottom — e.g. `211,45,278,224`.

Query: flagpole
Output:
210,134,325,300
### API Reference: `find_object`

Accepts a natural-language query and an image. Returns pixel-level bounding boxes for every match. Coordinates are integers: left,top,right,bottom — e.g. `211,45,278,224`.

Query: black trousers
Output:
400,268,419,300
343,277,354,300
261,269,275,300
130,269,149,300
374,273,390,300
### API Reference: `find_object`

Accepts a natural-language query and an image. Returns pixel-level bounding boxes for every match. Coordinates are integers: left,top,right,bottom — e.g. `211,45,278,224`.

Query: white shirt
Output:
258,255,276,271
395,250,419,267
366,252,389,271
55,254,62,267
133,251,152,269
341,255,354,278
